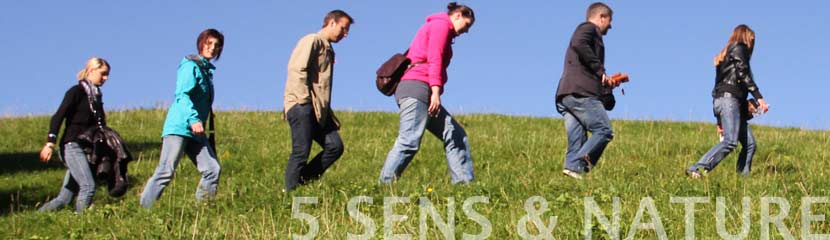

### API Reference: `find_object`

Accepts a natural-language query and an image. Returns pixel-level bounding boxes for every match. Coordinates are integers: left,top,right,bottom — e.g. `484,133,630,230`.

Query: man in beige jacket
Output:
283,10,353,191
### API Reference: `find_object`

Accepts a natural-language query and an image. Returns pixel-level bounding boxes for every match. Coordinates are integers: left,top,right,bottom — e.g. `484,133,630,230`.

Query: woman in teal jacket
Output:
140,29,224,208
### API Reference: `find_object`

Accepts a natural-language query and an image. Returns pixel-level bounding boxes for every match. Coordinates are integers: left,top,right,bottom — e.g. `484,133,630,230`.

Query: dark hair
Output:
197,28,225,60
586,2,613,21
447,2,475,21
322,10,354,28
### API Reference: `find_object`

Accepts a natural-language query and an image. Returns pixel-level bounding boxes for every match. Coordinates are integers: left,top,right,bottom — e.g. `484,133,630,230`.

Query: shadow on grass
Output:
0,185,52,215
0,141,160,176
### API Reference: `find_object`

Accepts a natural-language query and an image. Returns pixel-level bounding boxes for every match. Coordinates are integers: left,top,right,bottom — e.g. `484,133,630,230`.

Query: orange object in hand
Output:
610,72,629,83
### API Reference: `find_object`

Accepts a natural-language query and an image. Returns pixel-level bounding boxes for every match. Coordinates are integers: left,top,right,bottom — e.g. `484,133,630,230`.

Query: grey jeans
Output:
379,97,474,184
140,135,221,208
39,142,96,213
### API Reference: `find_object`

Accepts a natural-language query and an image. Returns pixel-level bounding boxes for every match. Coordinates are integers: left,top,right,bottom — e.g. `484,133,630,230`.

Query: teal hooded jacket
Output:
161,56,215,141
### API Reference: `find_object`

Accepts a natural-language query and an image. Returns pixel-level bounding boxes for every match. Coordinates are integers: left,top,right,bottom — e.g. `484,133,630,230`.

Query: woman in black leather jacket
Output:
686,25,770,178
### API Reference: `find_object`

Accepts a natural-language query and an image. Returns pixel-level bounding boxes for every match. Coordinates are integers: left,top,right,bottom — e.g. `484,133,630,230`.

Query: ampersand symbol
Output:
517,196,557,239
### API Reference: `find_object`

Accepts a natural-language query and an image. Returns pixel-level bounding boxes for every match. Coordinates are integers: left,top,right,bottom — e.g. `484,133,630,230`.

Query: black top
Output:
712,43,764,100
556,22,611,103
47,83,104,145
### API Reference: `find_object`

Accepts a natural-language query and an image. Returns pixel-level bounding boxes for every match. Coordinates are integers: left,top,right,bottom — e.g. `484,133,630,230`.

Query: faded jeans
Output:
140,135,221,208
688,96,756,175
379,97,474,184
39,142,96,213
556,95,614,173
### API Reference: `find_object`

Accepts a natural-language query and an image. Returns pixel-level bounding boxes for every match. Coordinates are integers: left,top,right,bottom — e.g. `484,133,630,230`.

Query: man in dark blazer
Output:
555,2,622,179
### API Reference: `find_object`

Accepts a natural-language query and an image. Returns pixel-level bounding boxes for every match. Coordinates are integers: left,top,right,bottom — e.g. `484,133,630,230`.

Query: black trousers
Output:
284,104,344,190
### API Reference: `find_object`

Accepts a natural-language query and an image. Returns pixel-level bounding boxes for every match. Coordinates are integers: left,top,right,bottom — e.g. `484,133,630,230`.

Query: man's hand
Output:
191,122,205,136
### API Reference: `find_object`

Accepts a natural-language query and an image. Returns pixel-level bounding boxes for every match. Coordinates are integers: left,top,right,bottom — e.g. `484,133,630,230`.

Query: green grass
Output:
1,109,828,239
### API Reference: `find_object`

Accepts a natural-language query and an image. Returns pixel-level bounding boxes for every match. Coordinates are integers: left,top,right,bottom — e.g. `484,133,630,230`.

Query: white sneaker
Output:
562,169,584,179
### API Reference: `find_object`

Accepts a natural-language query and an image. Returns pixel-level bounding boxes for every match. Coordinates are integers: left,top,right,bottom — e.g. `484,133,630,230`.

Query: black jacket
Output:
48,84,101,144
712,43,764,100
556,22,615,109
77,126,132,197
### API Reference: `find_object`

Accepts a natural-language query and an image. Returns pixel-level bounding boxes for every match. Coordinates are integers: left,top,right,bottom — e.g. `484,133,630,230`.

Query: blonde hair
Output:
713,24,755,66
76,57,110,80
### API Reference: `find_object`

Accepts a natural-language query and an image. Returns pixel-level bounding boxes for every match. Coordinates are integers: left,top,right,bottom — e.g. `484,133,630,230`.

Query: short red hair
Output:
197,29,225,60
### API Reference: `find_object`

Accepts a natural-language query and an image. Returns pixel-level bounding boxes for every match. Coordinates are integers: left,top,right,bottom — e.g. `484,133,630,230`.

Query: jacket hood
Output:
426,13,454,33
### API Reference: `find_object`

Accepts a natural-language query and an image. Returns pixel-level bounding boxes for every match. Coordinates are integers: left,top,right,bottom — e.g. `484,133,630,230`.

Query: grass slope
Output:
0,109,828,239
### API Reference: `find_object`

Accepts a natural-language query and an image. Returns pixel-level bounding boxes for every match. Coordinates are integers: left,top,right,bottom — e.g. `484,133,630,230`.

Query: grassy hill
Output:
1,109,828,239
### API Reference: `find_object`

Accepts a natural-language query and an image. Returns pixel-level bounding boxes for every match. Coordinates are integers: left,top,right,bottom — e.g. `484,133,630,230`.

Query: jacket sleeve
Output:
47,86,79,143
730,44,763,99
426,22,452,88
175,62,202,126
287,35,317,86
570,24,606,79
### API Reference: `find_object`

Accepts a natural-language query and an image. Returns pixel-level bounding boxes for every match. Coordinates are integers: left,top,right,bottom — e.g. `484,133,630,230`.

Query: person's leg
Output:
60,142,96,212
425,106,474,184
558,100,589,173
38,171,77,212
688,97,740,173
301,126,344,183
561,96,613,172
185,140,221,201
285,104,314,191
379,98,429,183
140,135,186,208
736,121,756,176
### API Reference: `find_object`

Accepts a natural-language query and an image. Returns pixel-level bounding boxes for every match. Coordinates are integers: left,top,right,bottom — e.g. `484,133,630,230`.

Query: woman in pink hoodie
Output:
379,2,476,184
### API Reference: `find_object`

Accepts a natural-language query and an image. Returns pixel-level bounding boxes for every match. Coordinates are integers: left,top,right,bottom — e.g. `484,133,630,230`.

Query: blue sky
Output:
1,1,827,129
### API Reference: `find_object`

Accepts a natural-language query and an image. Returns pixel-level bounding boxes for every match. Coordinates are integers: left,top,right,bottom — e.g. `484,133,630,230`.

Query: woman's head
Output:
197,29,225,60
77,57,110,86
447,2,475,35
714,24,755,66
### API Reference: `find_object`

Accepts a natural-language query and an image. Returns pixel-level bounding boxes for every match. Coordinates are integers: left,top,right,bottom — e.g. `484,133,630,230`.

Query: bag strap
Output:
186,55,217,151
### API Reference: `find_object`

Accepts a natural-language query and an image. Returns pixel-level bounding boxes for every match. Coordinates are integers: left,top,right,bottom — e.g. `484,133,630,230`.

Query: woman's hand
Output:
757,98,769,113
191,122,205,136
40,143,54,162
428,87,442,117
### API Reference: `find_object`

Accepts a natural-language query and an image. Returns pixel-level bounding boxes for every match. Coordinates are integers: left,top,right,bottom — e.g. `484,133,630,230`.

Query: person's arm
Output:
570,23,606,80
426,21,452,90
425,22,452,116
41,87,79,161
730,44,763,99
287,35,317,86
730,44,768,112
175,61,205,135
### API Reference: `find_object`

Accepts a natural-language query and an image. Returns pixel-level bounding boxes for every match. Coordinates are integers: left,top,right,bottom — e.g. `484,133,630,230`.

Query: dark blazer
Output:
556,22,614,109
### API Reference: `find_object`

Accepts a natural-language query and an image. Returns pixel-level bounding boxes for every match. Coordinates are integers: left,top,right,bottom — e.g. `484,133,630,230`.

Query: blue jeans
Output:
556,95,614,173
284,103,344,191
688,96,756,175
379,97,474,184
140,135,221,208
39,142,96,213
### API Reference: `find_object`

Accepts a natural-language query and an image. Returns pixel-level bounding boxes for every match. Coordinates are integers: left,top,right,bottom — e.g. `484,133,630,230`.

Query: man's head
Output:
586,2,613,35
321,10,353,43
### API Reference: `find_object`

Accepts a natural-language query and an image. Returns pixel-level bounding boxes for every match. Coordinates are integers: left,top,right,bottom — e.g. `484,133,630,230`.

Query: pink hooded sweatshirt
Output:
401,13,457,90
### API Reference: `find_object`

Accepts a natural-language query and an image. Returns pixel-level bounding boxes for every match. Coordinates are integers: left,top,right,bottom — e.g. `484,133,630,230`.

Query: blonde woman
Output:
39,57,110,212
686,25,769,178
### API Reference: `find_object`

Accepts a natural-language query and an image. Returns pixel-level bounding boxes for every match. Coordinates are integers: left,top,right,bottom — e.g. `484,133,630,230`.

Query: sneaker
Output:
581,156,594,171
562,169,584,179
685,170,703,179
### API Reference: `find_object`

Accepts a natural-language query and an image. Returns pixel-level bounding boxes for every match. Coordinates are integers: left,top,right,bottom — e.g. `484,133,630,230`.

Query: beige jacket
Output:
283,33,340,129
